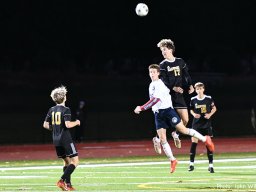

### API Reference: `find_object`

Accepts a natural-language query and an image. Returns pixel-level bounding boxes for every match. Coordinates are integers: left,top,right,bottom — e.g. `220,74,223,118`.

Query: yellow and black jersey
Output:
44,105,73,146
190,95,215,129
159,57,192,94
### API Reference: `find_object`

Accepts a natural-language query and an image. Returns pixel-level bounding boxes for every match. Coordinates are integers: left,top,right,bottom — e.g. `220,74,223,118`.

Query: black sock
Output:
61,164,76,182
207,146,213,164
190,142,197,163
63,166,71,184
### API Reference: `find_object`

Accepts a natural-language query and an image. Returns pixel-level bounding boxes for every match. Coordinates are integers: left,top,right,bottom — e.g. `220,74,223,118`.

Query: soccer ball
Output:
135,3,149,17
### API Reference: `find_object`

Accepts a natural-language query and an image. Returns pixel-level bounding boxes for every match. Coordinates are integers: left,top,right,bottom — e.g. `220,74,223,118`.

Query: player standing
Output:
134,64,214,173
152,39,194,152
189,82,217,173
43,85,80,191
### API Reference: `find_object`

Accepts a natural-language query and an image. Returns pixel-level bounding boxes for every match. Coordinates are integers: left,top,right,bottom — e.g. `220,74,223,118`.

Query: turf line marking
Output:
0,157,255,171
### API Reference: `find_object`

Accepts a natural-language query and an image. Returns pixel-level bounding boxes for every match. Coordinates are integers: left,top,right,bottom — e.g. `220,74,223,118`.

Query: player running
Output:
134,64,215,173
43,85,80,191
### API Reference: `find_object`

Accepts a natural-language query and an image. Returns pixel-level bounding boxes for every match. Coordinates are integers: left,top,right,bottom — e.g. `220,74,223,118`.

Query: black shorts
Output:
171,92,187,109
55,142,78,159
193,127,213,137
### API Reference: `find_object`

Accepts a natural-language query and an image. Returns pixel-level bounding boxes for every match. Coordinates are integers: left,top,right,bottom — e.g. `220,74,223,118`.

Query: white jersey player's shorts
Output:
154,107,181,130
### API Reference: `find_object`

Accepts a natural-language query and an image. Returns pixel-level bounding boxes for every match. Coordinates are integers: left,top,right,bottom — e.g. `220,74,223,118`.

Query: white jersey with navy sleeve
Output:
149,79,173,113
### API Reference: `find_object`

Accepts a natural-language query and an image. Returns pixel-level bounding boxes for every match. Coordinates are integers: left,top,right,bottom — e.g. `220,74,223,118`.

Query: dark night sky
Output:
1,1,256,143
1,0,256,74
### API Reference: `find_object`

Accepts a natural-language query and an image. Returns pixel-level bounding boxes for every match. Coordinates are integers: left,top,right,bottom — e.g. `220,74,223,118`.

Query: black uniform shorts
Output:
171,92,187,109
55,142,78,159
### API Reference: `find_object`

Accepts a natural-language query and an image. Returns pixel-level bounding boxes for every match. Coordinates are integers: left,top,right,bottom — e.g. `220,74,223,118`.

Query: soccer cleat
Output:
208,167,215,173
205,136,215,152
57,179,68,191
188,165,194,171
152,137,162,154
170,159,178,173
66,184,75,191
172,131,181,148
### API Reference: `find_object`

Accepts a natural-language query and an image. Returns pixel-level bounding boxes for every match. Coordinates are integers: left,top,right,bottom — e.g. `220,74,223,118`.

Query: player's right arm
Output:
190,109,201,119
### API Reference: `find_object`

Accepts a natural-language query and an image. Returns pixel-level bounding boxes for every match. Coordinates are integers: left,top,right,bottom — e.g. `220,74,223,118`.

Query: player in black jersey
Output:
152,39,194,152
43,85,80,191
188,82,217,173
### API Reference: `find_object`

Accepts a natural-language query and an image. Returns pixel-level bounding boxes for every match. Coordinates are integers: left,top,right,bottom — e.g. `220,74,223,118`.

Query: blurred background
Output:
0,0,255,144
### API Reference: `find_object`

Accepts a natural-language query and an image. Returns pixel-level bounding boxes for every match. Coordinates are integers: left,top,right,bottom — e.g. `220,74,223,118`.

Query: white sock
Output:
172,132,179,139
209,163,213,168
189,162,194,166
188,129,206,142
155,137,160,143
161,142,175,161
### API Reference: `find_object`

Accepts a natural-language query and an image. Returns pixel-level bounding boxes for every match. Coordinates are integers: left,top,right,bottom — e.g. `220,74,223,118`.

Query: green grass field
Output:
1,153,256,191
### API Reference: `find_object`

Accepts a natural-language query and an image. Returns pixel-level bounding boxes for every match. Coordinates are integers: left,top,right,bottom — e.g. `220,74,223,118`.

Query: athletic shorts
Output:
192,127,213,137
154,107,181,130
55,142,78,159
171,92,187,109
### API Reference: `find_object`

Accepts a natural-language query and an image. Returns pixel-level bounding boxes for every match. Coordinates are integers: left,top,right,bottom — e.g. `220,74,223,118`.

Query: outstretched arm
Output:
134,97,160,114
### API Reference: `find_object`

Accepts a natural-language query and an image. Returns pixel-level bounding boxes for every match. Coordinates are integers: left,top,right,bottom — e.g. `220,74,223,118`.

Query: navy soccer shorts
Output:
154,107,181,130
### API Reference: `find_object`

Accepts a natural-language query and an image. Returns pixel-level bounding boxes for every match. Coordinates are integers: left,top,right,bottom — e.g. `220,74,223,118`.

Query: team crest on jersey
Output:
167,66,180,76
172,117,178,124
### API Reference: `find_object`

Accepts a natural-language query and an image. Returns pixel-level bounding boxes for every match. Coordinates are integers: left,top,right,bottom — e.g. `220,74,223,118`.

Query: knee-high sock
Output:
206,146,213,164
63,166,71,184
61,164,76,182
161,142,175,161
190,142,197,164
188,129,206,142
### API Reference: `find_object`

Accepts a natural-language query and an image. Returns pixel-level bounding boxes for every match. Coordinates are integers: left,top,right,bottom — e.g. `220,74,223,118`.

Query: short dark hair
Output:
148,64,160,73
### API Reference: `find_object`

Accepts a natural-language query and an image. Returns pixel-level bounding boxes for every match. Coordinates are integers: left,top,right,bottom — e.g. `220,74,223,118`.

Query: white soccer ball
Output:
135,3,149,17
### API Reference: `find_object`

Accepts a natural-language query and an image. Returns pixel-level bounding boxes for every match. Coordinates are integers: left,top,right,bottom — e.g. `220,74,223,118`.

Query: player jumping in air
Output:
43,85,80,191
152,39,194,153
134,64,214,173
189,82,217,173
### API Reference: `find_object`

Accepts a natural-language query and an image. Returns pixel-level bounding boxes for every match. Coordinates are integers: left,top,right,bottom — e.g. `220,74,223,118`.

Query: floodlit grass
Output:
0,153,256,191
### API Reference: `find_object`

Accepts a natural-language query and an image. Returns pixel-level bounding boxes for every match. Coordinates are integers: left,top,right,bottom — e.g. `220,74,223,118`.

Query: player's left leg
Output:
157,128,177,173
55,147,69,191
176,108,189,126
152,136,162,154
62,157,72,187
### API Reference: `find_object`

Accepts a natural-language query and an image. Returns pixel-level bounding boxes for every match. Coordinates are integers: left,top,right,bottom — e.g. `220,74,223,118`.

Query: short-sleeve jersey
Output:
160,58,192,94
190,95,215,129
149,79,173,113
44,105,73,146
